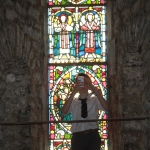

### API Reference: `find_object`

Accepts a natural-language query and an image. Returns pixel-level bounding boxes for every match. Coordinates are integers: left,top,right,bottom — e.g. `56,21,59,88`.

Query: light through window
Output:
47,0,108,149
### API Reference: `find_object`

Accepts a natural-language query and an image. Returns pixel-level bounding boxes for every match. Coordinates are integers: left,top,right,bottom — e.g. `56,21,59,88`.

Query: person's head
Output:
86,13,94,21
76,73,90,81
76,73,91,94
59,14,68,23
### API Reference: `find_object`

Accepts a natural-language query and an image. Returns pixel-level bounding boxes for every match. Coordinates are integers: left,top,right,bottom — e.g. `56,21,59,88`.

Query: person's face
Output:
87,14,93,21
61,16,66,22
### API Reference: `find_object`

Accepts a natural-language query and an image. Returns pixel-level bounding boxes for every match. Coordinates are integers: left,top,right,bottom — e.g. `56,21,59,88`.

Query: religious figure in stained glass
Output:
48,6,106,63
53,9,76,60
79,8,102,61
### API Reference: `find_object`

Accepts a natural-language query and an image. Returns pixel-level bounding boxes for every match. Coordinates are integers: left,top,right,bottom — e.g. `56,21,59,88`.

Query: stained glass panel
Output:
48,0,108,149
48,0,106,5
48,5,106,63
48,65,108,149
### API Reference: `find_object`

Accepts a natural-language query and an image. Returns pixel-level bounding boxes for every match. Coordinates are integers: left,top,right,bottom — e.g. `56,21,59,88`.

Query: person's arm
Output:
62,83,79,114
86,78,109,111
92,86,109,111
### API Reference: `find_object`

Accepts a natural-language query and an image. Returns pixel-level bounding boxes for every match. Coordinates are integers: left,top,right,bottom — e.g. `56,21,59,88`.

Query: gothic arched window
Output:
47,0,108,149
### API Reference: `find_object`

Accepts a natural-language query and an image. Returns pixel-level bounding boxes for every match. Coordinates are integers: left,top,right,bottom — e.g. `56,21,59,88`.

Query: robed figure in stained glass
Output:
53,10,76,60
79,10,102,61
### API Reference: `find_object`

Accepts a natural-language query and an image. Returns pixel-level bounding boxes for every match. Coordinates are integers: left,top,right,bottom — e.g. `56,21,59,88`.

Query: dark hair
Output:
75,73,90,81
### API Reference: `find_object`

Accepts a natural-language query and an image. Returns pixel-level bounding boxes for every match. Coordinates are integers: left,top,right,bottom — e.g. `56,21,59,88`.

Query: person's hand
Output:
84,76,93,89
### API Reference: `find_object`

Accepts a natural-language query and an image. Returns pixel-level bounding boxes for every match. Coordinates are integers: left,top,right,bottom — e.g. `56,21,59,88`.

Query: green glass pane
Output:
48,0,106,5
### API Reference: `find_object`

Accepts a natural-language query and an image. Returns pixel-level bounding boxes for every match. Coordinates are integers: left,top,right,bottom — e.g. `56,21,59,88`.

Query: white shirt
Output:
69,94,105,133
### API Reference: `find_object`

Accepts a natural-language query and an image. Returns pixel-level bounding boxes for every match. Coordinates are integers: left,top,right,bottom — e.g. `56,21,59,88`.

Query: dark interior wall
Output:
0,0,46,150
0,0,150,150
108,0,150,150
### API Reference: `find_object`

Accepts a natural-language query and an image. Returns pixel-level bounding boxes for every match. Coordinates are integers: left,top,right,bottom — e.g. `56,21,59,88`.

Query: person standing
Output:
80,12,101,60
53,14,74,60
62,73,108,150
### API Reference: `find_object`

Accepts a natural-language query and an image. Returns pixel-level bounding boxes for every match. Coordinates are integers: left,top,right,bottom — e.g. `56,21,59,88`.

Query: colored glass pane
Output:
48,0,106,5
48,6,106,63
48,65,108,149
48,0,108,149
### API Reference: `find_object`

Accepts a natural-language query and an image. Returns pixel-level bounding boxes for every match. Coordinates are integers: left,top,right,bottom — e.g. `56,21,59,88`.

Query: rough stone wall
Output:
1,0,150,150
108,0,150,150
0,0,46,150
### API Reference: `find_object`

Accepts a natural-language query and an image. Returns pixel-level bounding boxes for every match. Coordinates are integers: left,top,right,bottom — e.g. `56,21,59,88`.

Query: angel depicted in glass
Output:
53,9,76,60
79,9,102,61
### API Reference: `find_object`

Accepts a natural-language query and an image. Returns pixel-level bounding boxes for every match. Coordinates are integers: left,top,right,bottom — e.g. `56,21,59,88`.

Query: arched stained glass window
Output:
47,0,108,149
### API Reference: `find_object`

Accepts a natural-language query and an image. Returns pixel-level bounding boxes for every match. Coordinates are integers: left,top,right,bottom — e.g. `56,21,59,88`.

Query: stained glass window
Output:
48,0,108,149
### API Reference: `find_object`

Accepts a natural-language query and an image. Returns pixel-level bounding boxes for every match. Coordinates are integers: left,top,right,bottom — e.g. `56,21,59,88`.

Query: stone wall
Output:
0,0,47,150
108,0,150,150
0,0,150,150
